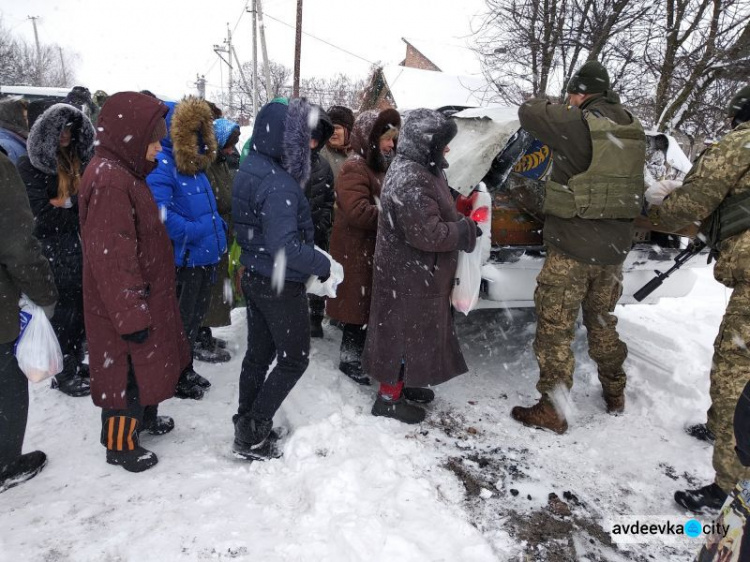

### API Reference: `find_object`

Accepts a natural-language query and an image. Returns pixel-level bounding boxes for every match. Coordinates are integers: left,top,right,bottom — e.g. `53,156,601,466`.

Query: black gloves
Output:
122,328,149,344
318,273,330,283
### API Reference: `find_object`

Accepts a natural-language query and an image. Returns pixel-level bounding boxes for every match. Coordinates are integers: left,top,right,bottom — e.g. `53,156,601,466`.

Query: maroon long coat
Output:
363,109,476,387
327,108,400,325
79,92,190,409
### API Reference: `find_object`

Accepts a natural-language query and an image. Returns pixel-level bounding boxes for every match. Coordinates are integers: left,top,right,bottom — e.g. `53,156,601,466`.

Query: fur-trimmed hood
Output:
397,108,457,175
350,108,400,174
27,103,95,176
0,98,29,139
164,97,218,176
249,97,313,186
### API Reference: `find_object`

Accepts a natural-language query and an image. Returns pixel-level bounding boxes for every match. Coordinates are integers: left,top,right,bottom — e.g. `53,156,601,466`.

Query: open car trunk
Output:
443,106,708,308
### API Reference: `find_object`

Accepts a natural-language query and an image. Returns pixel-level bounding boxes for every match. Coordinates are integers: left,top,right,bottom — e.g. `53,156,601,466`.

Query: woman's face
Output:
379,136,394,154
146,140,162,162
329,124,346,148
443,145,451,156
59,125,73,148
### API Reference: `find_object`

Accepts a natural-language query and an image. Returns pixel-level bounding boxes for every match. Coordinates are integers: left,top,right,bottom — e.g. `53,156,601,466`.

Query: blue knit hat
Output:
213,118,240,149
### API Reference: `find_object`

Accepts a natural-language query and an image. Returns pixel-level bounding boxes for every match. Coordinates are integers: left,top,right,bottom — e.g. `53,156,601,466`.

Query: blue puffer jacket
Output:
232,99,331,283
0,128,26,165
147,101,227,267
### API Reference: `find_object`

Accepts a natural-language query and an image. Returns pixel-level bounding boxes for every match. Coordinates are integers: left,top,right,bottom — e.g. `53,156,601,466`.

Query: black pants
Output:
51,287,85,360
340,323,367,365
176,265,217,349
0,342,28,471
309,295,325,319
238,272,310,422
100,362,157,447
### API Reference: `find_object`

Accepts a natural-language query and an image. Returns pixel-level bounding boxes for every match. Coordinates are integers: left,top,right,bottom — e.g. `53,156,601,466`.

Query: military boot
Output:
674,483,727,512
511,396,568,434
604,393,625,415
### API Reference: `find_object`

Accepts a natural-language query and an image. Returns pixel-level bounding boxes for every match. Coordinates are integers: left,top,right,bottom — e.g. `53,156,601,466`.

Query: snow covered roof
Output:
401,38,484,77
382,65,495,111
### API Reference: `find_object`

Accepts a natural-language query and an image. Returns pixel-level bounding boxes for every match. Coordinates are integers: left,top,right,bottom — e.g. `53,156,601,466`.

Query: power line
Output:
262,12,375,65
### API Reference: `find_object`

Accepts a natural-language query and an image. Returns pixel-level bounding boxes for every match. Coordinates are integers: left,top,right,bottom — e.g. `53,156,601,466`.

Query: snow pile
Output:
1,267,730,561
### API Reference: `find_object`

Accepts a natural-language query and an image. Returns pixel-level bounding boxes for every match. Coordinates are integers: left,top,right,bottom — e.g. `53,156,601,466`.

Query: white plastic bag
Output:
15,296,63,382
306,247,345,298
452,185,492,315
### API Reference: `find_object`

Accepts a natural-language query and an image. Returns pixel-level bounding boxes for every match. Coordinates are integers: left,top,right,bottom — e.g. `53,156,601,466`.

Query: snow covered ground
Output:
1,267,729,561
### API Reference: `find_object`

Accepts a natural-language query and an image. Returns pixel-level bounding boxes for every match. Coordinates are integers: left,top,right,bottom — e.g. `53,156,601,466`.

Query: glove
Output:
41,302,56,320
318,273,330,283
122,328,149,344
474,222,483,238
645,179,683,206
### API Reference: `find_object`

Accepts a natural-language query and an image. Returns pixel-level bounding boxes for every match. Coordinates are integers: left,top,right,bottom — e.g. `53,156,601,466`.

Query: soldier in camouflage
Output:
511,61,647,434
647,85,750,512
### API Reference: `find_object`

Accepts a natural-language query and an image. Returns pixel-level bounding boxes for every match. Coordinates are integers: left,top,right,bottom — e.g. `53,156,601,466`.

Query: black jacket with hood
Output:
305,107,336,250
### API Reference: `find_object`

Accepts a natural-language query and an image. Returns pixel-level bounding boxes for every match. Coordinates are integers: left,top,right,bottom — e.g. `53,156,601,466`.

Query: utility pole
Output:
195,74,206,99
28,16,43,86
293,0,303,98
58,47,68,85
256,0,273,99
251,0,259,119
231,46,253,120
213,25,234,116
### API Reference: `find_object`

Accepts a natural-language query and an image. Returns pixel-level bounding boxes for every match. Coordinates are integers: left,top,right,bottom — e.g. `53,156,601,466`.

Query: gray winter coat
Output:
362,109,476,387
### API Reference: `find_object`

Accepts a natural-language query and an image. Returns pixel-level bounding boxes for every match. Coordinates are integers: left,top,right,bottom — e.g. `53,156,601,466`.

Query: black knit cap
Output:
727,85,750,119
566,61,610,95
326,105,354,132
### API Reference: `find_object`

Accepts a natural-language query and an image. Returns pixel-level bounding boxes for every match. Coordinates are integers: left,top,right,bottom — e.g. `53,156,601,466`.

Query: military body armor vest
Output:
543,111,647,220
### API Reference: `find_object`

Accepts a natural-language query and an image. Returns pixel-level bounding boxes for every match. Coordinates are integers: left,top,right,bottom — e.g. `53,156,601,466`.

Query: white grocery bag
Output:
15,296,64,382
452,185,492,315
306,247,345,298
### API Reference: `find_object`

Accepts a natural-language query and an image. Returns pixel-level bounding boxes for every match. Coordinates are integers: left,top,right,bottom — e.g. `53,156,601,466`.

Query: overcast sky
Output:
2,0,488,100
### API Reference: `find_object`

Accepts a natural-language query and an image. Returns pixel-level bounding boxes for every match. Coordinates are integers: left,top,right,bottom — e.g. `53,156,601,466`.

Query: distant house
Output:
359,38,495,112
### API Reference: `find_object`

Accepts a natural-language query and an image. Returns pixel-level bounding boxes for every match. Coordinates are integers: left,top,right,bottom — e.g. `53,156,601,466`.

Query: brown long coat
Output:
363,109,476,387
79,92,190,409
327,108,400,325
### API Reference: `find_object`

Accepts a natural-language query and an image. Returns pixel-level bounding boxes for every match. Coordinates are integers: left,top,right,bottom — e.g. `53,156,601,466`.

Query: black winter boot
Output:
51,355,91,397
339,362,371,386
372,396,426,424
193,345,231,363
403,387,435,404
103,416,158,473
310,315,324,339
174,368,209,400
686,423,716,444
141,407,175,436
0,451,47,494
233,416,281,461
674,483,728,512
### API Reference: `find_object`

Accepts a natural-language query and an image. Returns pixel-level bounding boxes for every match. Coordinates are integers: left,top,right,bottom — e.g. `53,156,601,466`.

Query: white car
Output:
444,105,707,308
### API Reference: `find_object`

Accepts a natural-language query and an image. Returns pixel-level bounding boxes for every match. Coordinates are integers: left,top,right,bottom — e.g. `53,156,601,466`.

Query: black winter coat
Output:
17,155,83,292
304,150,335,250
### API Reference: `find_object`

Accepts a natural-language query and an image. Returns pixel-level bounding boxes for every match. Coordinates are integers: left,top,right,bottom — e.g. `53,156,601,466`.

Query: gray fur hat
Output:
27,103,96,175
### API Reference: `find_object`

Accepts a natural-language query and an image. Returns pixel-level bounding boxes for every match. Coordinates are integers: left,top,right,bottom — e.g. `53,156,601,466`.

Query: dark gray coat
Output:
362,109,476,387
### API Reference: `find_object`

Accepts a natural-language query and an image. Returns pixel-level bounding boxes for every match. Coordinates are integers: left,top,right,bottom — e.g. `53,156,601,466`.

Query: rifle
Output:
633,239,707,302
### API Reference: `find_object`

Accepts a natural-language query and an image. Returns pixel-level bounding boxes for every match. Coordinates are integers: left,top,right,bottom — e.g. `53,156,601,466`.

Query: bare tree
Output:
219,59,364,122
0,18,77,87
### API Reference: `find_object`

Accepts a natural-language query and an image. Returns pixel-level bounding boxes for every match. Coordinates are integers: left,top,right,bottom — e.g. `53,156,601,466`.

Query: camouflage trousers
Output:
709,282,750,492
533,249,628,397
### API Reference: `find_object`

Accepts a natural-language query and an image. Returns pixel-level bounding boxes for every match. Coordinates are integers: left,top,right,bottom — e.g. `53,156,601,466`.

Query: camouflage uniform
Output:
519,93,641,402
649,121,750,493
534,248,627,396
